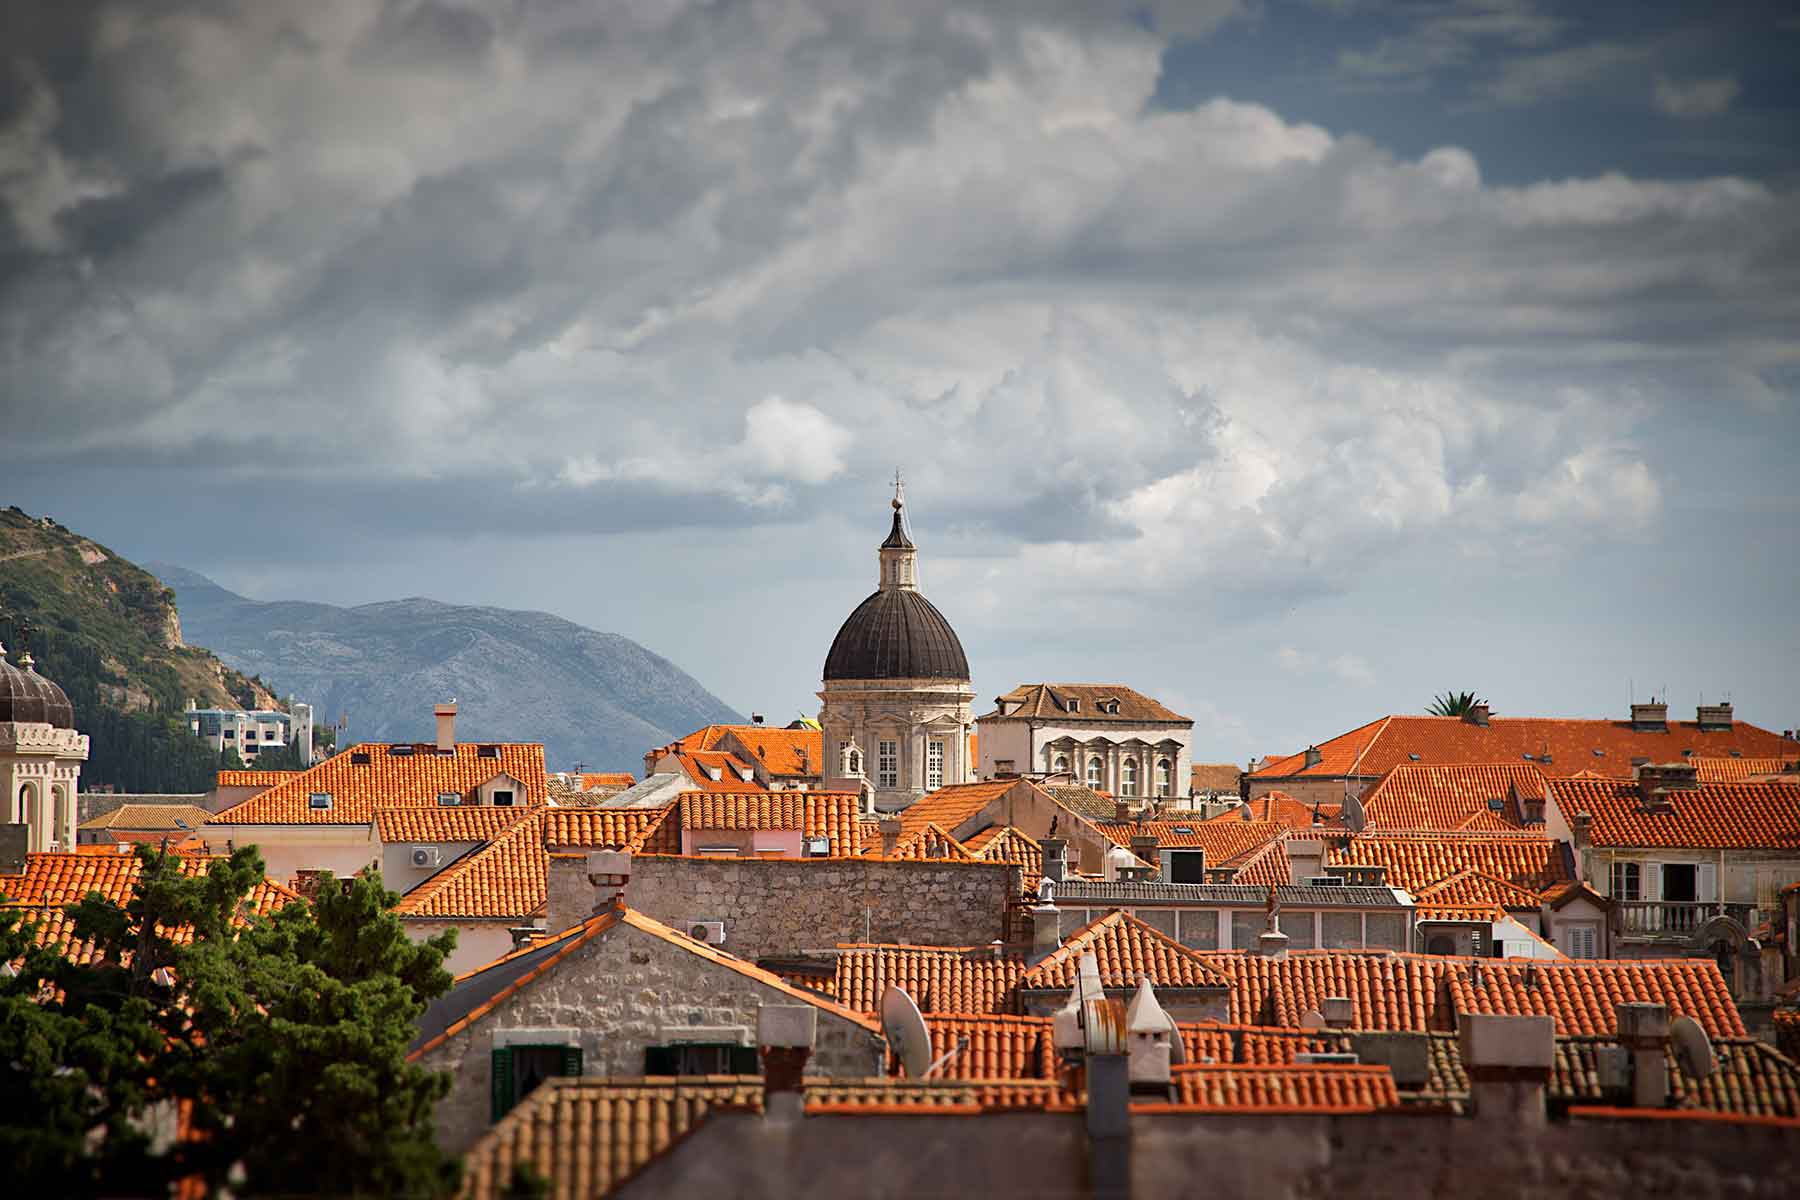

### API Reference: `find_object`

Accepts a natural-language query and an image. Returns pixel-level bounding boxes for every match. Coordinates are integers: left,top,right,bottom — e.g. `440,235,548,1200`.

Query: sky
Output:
3,0,1797,765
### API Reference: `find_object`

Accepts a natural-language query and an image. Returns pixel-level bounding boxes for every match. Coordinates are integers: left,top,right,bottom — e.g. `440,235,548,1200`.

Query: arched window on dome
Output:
1086,757,1104,789
19,782,37,836
1052,752,1070,775
1121,758,1139,797
849,749,863,776
1155,758,1172,798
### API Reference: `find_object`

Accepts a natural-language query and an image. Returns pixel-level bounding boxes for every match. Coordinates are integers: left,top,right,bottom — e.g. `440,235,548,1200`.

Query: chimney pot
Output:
1616,1002,1671,1109
1029,898,1062,964
586,850,631,911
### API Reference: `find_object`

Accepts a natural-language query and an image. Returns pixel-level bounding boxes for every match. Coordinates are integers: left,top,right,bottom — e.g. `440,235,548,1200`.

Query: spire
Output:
881,470,915,551
877,472,918,590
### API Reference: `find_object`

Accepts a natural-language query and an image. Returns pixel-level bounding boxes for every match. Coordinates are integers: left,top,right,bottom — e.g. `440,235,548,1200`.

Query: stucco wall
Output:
616,855,1017,960
417,918,886,1154
403,919,516,978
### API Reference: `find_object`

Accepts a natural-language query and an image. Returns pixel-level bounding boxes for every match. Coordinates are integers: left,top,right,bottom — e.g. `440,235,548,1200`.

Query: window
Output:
477,745,501,758
1566,925,1598,959
848,748,862,775
492,789,515,807
878,740,899,789
491,1043,582,1122
1120,758,1138,797
1321,911,1364,949
643,1043,758,1076
1155,759,1172,797
1279,911,1315,950
1067,698,1081,713
927,740,945,790
1087,757,1104,788
1052,753,1069,774
1132,908,1176,937
308,792,332,810
223,729,235,739
1230,910,1263,950
1364,912,1408,950
437,791,462,807
1177,910,1219,950
1610,861,1641,901
995,759,1016,777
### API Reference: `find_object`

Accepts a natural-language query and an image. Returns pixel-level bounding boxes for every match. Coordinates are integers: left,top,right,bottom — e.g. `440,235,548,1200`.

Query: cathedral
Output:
0,642,87,851
819,482,974,813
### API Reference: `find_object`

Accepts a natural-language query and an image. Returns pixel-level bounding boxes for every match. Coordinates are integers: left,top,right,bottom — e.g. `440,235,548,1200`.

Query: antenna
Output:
880,986,933,1078
1670,1015,1717,1079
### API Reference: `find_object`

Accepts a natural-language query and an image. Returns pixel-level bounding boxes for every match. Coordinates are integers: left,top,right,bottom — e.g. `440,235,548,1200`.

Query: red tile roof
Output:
922,1013,1056,1080
1326,831,1570,897
1019,910,1230,994
78,803,216,832
1448,957,1745,1037
1412,869,1553,911
961,826,1045,891
1206,792,1345,830
1164,1062,1400,1112
723,727,824,778
891,780,1022,844
1095,817,1288,859
581,772,635,790
1361,762,1547,831
1552,777,1800,850
208,742,548,825
1693,757,1798,784
883,823,979,862
830,944,1026,1014
669,751,766,793
373,805,537,844
985,683,1190,724
1252,715,1800,782
1201,950,1455,1031
391,810,545,921
214,769,295,790
677,791,863,854
542,806,676,853
1190,763,1245,794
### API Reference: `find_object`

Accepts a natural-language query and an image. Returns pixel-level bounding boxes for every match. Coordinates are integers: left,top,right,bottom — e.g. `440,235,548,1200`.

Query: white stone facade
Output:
979,716,1192,800
820,678,974,812
1,720,88,851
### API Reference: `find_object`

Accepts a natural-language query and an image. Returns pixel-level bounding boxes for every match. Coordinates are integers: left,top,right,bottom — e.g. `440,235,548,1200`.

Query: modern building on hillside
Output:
0,643,88,852
819,482,975,812
976,683,1192,799
1247,702,1800,807
187,699,314,766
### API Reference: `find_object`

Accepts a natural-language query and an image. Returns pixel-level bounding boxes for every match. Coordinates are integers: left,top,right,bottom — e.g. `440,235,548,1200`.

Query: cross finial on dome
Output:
892,468,905,511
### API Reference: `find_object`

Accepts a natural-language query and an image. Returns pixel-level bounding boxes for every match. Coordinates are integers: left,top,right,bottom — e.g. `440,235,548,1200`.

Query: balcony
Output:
1617,901,1758,940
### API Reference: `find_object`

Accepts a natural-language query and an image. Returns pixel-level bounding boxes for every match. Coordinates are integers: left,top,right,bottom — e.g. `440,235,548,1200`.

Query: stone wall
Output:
417,915,886,1155
619,855,1017,960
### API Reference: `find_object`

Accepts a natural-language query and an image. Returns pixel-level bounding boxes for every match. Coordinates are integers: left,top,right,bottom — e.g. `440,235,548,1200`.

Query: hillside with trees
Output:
0,506,284,793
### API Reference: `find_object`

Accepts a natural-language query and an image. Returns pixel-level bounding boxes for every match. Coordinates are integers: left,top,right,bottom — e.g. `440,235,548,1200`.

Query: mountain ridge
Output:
149,564,742,773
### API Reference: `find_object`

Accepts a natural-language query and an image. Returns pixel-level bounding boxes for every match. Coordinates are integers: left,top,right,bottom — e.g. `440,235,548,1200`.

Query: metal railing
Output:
1617,901,1757,937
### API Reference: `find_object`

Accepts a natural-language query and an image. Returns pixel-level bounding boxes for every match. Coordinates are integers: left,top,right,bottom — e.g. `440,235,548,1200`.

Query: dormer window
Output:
390,744,414,758
477,745,501,759
707,766,723,782
1067,698,1081,714
308,792,332,810
437,792,462,807
492,789,515,807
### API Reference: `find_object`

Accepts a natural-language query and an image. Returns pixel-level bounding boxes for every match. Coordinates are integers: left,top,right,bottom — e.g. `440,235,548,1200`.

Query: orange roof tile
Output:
391,810,545,921
1200,950,1456,1031
1361,762,1547,831
1019,910,1230,994
1164,1062,1400,1111
1448,956,1745,1037
1693,757,1799,784
722,727,824,778
214,769,295,790
1552,777,1800,850
542,805,676,854
78,803,216,832
890,780,1022,845
1412,869,1553,910
1222,836,1292,886
1179,1022,1349,1066
831,944,1026,1015
1205,792,1344,830
883,823,979,862
670,751,767,793
922,1013,1056,1080
962,826,1045,892
1326,831,1570,896
1252,715,1800,782
581,772,636,790
985,683,1191,724
208,742,547,825
373,805,537,844
1095,817,1288,859
1190,762,1245,794
677,791,862,854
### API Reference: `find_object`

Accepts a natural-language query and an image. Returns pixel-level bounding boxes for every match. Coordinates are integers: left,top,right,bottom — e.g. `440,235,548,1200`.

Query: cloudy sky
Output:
4,0,1797,764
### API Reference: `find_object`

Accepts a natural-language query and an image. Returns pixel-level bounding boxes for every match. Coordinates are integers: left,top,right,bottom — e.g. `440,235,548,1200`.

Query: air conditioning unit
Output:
687,920,726,945
410,845,443,869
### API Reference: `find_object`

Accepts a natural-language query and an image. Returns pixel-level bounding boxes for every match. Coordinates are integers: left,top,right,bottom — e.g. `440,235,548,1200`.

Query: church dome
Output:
824,588,970,682
0,645,76,729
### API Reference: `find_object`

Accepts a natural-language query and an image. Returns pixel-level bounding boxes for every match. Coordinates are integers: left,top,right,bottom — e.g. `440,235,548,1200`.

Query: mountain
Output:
149,565,743,773
0,506,282,792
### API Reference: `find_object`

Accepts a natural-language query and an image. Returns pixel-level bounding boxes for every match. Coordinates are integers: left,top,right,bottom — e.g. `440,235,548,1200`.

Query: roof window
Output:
1408,753,1421,761
390,744,414,757
477,745,501,759
1593,749,1605,756
1067,698,1081,713
308,792,332,810
350,751,371,765
437,792,462,807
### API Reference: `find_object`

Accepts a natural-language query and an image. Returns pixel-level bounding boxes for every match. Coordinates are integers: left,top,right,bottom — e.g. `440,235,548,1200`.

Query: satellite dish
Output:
1300,1008,1327,1031
880,986,932,1078
1670,1015,1717,1080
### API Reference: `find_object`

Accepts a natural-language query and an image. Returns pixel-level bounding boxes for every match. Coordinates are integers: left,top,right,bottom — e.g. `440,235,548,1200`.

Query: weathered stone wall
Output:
418,916,885,1154
619,1108,1800,1199
622,855,1017,959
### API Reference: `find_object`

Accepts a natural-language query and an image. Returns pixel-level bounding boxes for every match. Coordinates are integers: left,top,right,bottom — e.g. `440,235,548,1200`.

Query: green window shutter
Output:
729,1045,759,1075
490,1047,515,1123
644,1045,679,1075
561,1044,583,1078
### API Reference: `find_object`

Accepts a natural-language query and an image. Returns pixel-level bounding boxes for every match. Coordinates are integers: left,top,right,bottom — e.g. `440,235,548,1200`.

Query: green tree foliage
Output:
0,845,460,1197
1426,691,1485,717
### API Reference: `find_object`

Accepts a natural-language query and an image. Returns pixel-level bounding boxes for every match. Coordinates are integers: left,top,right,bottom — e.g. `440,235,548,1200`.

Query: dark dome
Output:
0,652,76,729
824,588,970,682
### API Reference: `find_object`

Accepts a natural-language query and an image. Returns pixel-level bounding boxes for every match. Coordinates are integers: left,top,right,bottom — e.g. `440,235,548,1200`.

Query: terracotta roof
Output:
985,684,1190,724
831,944,1026,1014
542,806,676,854
1552,777,1800,850
1222,836,1293,887
1448,956,1745,1037
214,769,294,790
677,791,862,854
1326,831,1570,896
1412,869,1552,910
668,751,766,794
1251,715,1800,782
208,742,548,825
1201,950,1456,1031
1361,763,1547,831
890,780,1023,845
1693,757,1798,784
922,1014,1056,1080
392,810,545,921
961,826,1044,891
1214,791,1346,830
78,803,216,832
1190,763,1244,794
1018,910,1230,994
1045,784,1116,821
582,772,636,790
1164,1062,1400,1112
1180,1022,1350,1066
723,727,823,778
1094,817,1286,860
373,805,537,844
883,823,978,862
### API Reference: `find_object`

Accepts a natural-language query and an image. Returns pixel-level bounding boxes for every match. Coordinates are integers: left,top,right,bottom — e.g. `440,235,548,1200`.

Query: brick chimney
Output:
878,817,902,857
1464,703,1490,727
1303,746,1322,769
757,1004,815,1121
1636,762,1698,810
1460,1013,1554,1127
1616,1002,1670,1109
1630,701,1668,733
1114,799,1132,822
1695,703,1733,732
433,702,458,753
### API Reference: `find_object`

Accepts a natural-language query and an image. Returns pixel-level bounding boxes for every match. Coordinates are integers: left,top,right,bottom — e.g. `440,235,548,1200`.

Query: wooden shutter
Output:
644,1045,680,1075
729,1045,759,1075
561,1044,584,1078
490,1047,515,1123
1697,863,1718,903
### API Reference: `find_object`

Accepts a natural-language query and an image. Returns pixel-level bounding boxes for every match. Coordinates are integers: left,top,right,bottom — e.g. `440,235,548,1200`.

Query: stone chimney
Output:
1321,996,1354,1030
878,817,902,857
546,849,631,933
1571,811,1592,850
1287,838,1324,882
434,702,457,753
1303,746,1322,769
1630,701,1669,733
1040,837,1068,883
1129,833,1159,866
757,1004,815,1121
1459,1013,1554,1127
1029,890,1062,964
1464,703,1490,727
1695,703,1733,732
1114,799,1132,822
1616,1002,1670,1109
1636,762,1698,810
